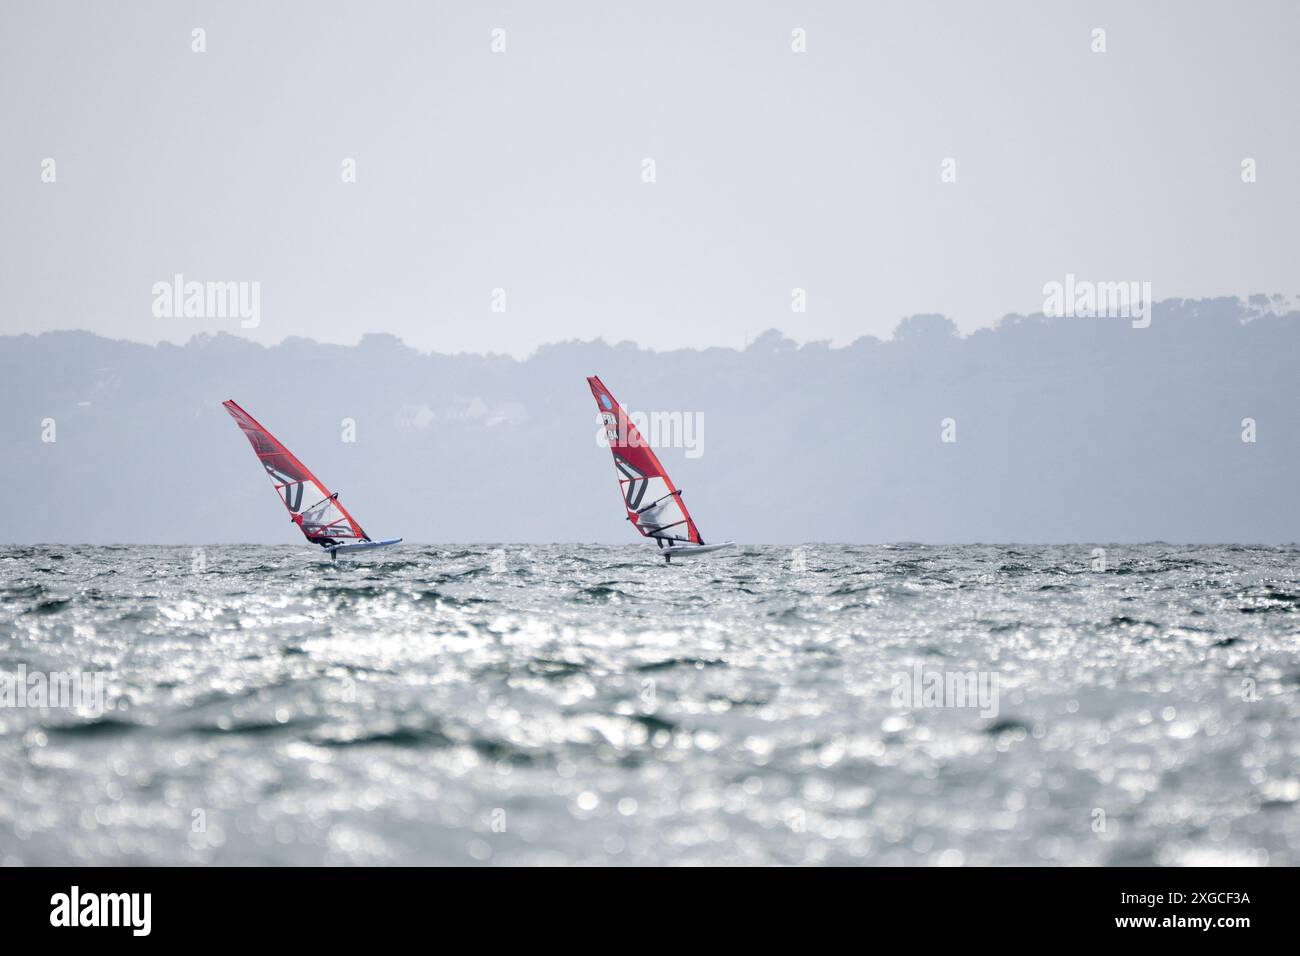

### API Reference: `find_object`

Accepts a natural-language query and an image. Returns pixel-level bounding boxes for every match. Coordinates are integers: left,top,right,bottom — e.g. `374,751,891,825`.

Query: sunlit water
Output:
1,544,1297,866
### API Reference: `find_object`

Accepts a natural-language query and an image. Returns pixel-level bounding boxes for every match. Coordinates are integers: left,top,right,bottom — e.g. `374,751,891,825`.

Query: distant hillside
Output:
1,297,1297,544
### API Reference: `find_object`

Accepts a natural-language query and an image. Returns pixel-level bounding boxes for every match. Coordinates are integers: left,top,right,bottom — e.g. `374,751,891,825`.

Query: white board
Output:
659,541,735,559
326,537,403,555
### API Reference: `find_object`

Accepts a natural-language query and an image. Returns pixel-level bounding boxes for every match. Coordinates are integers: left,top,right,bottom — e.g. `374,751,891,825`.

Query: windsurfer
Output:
586,376,730,561
637,500,666,531
291,513,334,547
223,400,396,560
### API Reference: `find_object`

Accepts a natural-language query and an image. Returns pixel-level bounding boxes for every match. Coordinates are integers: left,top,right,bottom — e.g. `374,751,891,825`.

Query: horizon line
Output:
5,292,1298,360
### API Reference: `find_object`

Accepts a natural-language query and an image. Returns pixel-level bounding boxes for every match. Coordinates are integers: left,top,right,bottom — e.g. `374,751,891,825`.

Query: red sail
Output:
587,376,702,545
222,400,368,544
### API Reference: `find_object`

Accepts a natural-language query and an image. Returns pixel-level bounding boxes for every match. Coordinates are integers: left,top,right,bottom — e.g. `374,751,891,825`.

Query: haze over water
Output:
1,543,1296,865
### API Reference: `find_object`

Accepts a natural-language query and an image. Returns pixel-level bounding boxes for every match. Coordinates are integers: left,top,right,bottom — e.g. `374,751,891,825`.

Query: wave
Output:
45,717,141,738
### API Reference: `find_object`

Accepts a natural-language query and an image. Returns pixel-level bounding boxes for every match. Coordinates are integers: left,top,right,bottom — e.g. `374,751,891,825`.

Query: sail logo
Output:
264,463,305,510
0,665,106,716
1042,273,1152,328
151,274,261,328
615,456,649,509
50,886,151,936
596,410,704,459
890,664,999,718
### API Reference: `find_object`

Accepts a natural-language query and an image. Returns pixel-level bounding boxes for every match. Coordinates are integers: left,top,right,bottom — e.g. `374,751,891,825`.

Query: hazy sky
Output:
2,1,1297,356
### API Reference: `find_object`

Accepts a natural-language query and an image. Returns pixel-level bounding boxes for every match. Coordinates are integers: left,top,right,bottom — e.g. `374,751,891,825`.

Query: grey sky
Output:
2,1,1298,356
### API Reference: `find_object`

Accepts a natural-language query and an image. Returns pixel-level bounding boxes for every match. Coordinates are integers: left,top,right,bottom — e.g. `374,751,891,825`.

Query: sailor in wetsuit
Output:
291,513,337,548
637,493,703,557
636,499,667,533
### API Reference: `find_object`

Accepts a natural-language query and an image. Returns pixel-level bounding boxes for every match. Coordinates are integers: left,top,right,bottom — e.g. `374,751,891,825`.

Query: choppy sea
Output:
1,544,1297,866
